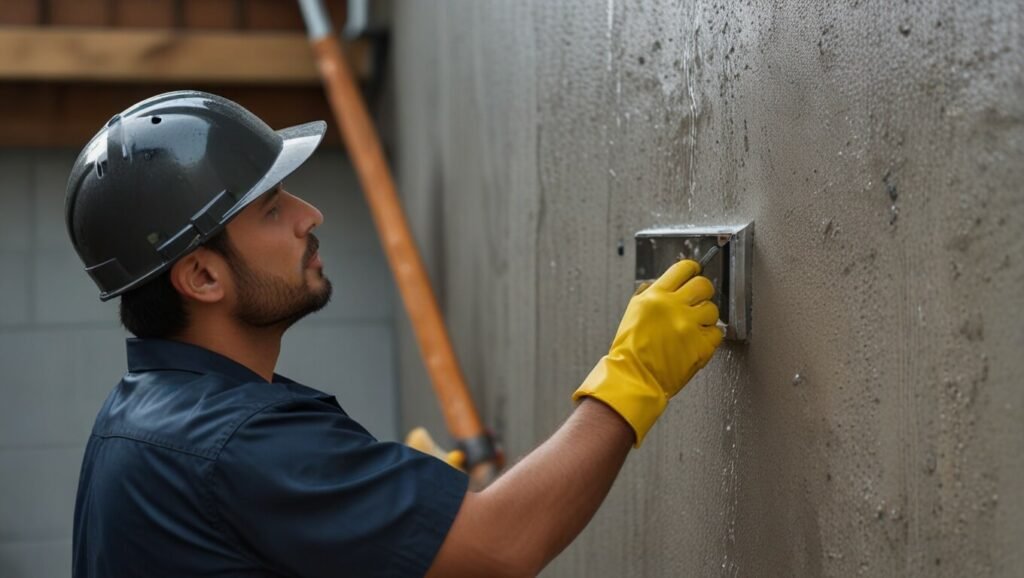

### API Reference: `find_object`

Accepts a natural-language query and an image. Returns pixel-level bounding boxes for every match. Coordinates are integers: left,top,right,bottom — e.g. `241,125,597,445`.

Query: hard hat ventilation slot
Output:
95,161,107,178
151,116,162,125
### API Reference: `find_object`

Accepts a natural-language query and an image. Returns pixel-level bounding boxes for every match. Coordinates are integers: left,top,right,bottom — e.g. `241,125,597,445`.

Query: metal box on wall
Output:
635,223,753,341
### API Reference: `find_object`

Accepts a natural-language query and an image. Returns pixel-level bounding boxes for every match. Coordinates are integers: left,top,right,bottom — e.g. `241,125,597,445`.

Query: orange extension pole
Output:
298,0,500,485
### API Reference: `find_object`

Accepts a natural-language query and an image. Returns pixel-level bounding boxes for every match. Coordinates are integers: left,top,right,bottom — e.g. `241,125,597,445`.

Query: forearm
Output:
429,262,720,576
429,398,633,577
484,398,633,569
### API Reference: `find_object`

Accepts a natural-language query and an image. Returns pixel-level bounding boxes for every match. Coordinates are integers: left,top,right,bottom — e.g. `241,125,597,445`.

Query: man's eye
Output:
266,206,279,218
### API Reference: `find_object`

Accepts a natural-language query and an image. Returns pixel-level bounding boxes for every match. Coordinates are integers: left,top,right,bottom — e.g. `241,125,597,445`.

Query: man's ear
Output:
169,249,227,304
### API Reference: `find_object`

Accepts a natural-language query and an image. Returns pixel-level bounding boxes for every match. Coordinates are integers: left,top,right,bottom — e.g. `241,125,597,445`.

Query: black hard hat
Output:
65,90,327,301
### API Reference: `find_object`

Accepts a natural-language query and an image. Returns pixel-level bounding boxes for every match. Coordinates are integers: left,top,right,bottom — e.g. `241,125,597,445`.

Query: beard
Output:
227,234,333,330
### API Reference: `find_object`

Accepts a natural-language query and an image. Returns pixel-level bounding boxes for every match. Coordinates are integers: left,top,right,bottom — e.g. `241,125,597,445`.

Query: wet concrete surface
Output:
392,1,1024,575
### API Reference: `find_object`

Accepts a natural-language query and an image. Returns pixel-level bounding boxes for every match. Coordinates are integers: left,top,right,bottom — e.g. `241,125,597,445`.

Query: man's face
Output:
219,184,332,329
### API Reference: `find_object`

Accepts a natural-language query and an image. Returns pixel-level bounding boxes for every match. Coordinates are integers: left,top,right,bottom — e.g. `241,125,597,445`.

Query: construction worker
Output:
67,91,723,577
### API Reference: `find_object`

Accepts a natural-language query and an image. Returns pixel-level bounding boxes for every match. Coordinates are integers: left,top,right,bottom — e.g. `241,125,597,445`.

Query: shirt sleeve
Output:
210,395,469,578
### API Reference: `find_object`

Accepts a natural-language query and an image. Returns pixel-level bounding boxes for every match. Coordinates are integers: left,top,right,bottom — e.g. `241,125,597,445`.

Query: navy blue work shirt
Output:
73,338,468,577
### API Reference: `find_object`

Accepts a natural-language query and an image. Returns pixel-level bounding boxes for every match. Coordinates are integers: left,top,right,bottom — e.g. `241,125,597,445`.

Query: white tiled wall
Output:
0,149,398,577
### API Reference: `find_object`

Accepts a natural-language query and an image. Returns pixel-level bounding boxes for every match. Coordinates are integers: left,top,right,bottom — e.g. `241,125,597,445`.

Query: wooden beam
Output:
0,0,42,26
0,26,371,84
0,83,346,148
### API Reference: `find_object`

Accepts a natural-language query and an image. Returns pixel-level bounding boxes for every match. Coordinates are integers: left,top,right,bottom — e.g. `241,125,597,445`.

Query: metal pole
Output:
298,0,500,487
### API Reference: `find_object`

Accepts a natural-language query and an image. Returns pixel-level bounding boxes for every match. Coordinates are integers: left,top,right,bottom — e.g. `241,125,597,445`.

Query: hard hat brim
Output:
224,120,329,222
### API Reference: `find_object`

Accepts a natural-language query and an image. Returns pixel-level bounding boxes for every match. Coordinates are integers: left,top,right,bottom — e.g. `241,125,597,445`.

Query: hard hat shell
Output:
65,90,327,301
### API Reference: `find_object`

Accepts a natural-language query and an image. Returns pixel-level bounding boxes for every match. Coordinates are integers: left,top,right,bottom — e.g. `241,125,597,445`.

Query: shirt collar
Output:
126,338,283,384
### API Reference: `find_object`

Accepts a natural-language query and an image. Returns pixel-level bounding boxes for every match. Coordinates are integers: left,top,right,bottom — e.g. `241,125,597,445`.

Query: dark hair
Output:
119,229,235,338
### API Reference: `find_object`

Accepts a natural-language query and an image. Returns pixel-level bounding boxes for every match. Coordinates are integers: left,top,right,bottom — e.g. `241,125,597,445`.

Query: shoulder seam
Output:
92,432,217,460
210,392,310,460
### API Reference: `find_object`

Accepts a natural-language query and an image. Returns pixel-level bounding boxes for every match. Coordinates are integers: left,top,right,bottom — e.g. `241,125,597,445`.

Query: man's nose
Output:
294,197,324,235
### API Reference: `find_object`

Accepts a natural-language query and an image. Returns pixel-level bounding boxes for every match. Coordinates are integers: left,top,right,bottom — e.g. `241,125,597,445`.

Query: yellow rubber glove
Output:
573,259,723,446
405,427,466,470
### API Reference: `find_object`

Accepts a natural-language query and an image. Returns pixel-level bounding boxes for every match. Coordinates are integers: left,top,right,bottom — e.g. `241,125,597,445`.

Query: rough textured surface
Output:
391,1,1024,575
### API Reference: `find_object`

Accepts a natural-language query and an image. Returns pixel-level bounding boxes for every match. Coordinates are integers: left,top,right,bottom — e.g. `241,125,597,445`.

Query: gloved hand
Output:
405,427,466,470
573,259,723,446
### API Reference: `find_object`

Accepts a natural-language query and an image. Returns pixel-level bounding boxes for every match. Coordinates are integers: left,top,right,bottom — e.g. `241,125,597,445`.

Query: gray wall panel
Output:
392,1,1024,576
32,251,117,325
32,153,75,253
0,329,123,448
0,152,32,252
0,448,83,543
0,541,71,578
0,253,32,326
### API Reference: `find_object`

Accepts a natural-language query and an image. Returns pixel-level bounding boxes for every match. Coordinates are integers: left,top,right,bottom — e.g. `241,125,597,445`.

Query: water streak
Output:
606,0,615,72
683,2,702,213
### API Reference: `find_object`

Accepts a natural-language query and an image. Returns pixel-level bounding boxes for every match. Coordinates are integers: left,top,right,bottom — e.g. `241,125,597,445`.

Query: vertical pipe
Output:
341,0,368,39
298,0,500,485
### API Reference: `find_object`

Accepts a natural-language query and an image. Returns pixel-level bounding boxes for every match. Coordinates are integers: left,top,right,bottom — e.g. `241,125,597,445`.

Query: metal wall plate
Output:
635,223,753,341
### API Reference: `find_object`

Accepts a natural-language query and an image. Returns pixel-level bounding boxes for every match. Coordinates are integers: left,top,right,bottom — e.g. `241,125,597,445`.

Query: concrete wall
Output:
392,1,1023,576
0,149,398,577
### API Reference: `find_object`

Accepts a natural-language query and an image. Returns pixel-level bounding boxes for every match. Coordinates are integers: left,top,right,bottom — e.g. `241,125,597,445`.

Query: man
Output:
68,91,722,577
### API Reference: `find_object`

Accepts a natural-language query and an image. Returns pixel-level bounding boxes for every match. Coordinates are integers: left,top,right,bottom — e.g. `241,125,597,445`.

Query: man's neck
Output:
175,317,283,382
